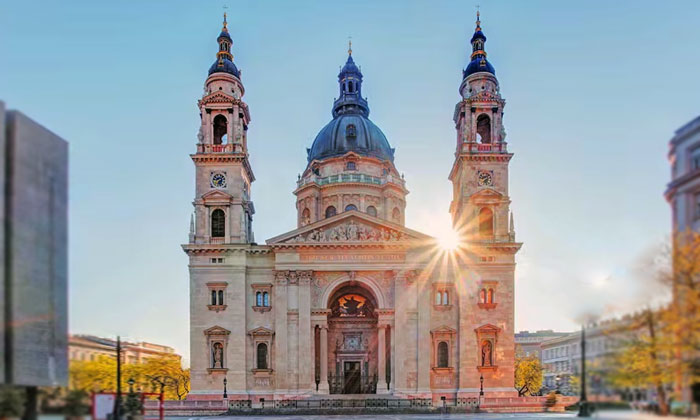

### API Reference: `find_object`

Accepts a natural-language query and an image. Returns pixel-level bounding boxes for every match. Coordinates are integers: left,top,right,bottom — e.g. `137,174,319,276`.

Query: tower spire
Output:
348,37,352,56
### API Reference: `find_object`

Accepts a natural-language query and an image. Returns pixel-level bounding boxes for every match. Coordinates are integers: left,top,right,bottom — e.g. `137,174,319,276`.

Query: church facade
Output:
184,13,521,401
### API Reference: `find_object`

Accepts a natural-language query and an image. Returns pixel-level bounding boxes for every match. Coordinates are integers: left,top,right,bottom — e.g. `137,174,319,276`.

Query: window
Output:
256,343,269,369
366,206,377,217
435,292,442,305
213,114,228,145
206,282,227,311
211,290,217,305
487,288,494,303
437,342,449,368
478,207,494,238
442,292,449,305
325,206,337,218
345,204,357,212
210,258,224,263
476,114,491,144
252,284,273,312
263,292,269,306
346,124,357,139
218,290,224,306
346,161,356,170
255,291,270,308
392,207,401,223
692,148,700,171
695,193,700,219
256,291,263,306
211,209,225,237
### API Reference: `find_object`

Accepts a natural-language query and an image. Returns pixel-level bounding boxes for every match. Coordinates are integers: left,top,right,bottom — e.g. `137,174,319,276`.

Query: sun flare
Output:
437,228,460,251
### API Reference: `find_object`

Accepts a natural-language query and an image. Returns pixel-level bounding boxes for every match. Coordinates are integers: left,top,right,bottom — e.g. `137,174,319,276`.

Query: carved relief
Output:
288,220,405,243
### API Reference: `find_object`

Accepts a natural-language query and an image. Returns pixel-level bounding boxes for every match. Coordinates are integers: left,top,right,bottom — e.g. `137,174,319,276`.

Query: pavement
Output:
178,409,696,420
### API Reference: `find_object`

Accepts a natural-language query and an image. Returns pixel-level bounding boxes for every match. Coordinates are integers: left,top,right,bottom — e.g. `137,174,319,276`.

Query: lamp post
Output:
223,377,228,399
578,325,591,417
113,336,123,420
479,373,484,409
555,375,561,394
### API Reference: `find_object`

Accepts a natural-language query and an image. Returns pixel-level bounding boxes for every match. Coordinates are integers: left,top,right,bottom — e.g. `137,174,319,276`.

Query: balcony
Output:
196,143,243,154
461,142,507,154
297,172,405,189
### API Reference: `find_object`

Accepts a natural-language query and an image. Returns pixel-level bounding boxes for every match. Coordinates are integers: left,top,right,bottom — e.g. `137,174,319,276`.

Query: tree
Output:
69,355,189,400
515,350,543,397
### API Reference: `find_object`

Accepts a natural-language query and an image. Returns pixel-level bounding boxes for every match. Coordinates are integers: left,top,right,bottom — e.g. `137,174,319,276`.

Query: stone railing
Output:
196,143,244,154
297,172,405,189
461,142,507,154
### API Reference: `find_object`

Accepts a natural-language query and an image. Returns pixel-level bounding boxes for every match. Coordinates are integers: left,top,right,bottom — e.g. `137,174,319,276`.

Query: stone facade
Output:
68,335,181,365
185,15,521,401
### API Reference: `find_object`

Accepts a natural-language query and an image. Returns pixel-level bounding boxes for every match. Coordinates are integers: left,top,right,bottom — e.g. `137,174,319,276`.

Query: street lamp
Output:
223,377,228,399
578,324,591,417
480,374,484,397
555,375,561,394
128,378,135,394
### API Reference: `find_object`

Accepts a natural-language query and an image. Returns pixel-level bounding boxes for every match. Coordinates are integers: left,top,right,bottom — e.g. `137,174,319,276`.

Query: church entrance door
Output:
343,361,361,394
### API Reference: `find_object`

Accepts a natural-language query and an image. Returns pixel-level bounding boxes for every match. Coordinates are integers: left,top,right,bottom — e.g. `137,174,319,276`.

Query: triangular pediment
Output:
203,325,231,336
431,325,457,335
248,327,275,337
201,189,234,204
200,91,235,105
266,210,433,246
474,323,501,333
469,188,504,201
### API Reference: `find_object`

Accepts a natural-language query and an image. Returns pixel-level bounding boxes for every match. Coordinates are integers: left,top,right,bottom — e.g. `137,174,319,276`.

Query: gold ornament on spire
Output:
475,6,482,32
348,36,353,56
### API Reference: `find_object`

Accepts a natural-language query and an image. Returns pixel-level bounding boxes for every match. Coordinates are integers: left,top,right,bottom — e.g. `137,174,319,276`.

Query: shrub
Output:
0,386,25,418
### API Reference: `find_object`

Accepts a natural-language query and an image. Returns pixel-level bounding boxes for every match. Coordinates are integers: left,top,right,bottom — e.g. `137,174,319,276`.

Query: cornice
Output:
191,153,256,182
269,242,415,251
181,243,272,255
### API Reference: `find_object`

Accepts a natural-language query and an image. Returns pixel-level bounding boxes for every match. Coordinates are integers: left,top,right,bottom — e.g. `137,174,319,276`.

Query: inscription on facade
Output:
300,253,403,262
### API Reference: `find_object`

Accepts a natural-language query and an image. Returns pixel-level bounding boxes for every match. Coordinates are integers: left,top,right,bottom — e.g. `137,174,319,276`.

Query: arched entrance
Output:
325,284,378,394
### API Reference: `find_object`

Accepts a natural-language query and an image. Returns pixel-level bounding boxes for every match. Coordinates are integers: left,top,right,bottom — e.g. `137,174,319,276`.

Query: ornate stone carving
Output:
289,220,405,243
298,270,313,285
274,271,287,286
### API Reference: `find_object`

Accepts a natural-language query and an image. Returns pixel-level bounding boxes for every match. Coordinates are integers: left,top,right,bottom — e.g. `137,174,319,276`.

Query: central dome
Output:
307,52,395,163
307,114,394,162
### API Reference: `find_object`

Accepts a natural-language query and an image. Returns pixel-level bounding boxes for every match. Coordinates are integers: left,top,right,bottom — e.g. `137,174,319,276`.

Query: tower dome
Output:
307,46,394,163
208,13,241,78
463,11,495,79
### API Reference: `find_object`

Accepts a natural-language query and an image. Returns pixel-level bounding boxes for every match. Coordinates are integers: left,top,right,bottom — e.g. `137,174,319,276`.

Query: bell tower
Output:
449,11,515,243
189,14,255,245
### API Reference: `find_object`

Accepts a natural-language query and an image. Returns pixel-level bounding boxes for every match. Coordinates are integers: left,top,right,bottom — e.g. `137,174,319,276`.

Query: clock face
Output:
477,170,493,186
211,173,226,188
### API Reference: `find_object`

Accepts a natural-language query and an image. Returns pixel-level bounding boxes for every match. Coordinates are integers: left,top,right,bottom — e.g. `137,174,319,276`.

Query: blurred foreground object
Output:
0,101,68,418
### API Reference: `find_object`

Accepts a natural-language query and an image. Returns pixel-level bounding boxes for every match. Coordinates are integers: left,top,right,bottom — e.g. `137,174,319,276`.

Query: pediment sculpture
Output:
288,220,405,243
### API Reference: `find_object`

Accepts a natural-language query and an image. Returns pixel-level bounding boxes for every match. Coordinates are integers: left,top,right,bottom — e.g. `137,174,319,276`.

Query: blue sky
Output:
2,0,699,363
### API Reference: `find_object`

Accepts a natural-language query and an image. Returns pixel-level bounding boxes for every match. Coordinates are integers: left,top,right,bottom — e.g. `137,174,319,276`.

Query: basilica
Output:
183,13,521,401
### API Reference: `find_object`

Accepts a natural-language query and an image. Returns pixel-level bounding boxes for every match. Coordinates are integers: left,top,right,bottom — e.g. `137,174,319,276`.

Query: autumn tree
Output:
69,355,189,400
515,349,543,397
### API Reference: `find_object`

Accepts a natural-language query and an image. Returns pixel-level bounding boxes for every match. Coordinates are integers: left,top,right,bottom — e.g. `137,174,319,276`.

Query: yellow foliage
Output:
69,355,189,400
515,349,543,396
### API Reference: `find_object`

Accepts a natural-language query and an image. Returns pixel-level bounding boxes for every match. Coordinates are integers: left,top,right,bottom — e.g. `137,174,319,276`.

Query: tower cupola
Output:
463,11,495,79
332,41,369,118
208,13,241,78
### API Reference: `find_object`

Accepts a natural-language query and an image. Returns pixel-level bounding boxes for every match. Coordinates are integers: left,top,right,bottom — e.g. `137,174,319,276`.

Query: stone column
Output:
274,272,288,395
376,324,388,393
417,273,431,394
318,325,330,393
298,272,313,392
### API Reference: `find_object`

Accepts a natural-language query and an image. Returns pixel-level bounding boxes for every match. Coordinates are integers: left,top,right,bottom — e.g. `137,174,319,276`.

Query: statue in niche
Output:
481,340,492,367
347,221,358,240
212,342,224,368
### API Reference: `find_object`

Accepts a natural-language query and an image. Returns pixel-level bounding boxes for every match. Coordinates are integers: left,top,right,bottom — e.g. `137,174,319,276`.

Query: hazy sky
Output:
3,0,698,364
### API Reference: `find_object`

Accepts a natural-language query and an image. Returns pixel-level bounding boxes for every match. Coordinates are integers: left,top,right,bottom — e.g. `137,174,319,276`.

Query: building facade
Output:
68,335,181,365
185,14,521,401
515,330,569,361
666,115,700,233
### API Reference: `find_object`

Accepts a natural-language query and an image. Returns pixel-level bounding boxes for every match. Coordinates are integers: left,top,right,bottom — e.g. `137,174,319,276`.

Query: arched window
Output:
213,115,228,145
256,292,263,307
437,341,449,368
211,209,225,238
366,206,377,217
480,288,487,304
325,206,336,218
263,292,269,307
476,114,491,144
435,292,442,305
348,81,354,92
211,290,217,305
346,161,356,170
487,288,494,304
345,204,357,212
478,208,494,238
256,343,268,369
392,207,401,222
218,290,224,306
442,291,449,305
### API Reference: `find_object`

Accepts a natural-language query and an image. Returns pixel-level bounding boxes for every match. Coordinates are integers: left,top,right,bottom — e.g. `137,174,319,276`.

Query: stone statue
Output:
213,343,223,368
481,341,492,367
197,125,204,143
347,221,358,240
